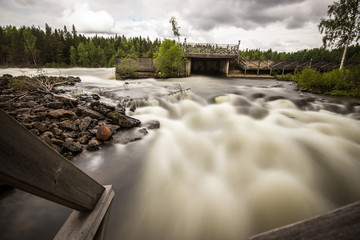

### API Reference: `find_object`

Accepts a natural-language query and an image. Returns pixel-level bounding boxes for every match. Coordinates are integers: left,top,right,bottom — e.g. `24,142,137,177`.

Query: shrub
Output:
295,68,323,93
8,78,28,89
153,39,187,78
276,73,294,81
295,66,360,97
117,57,139,79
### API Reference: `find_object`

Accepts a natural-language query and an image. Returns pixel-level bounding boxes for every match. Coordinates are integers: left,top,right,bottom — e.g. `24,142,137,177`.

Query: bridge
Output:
183,40,346,77
116,40,348,79
183,39,240,76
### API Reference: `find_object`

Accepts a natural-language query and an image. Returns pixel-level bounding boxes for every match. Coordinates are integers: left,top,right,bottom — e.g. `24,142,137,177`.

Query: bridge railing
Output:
184,42,239,55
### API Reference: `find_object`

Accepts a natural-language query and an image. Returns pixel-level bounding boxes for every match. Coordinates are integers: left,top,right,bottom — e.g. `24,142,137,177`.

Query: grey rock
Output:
63,139,83,152
77,106,105,120
59,120,78,131
79,116,92,131
144,120,160,129
87,139,101,151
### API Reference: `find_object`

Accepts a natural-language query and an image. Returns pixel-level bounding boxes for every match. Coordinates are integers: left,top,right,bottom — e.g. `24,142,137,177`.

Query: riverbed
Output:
1,68,360,240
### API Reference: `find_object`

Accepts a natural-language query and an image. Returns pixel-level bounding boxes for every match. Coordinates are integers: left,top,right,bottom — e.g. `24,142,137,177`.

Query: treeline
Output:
0,24,161,67
239,45,360,63
1,24,360,68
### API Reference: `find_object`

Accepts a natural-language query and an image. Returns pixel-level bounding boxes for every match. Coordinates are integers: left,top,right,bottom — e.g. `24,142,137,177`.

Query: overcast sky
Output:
0,0,335,52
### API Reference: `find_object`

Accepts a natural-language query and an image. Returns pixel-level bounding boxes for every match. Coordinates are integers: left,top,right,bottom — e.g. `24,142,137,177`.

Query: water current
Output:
1,68,360,240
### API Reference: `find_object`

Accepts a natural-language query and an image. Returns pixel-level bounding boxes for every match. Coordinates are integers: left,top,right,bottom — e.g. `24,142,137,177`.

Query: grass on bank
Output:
275,66,360,97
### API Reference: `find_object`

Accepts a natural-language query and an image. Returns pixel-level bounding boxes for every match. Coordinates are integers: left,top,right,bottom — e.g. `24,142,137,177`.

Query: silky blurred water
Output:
1,68,360,240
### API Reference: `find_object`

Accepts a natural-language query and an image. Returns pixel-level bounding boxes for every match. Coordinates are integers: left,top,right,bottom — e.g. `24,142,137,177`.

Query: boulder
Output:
96,126,112,141
62,131,78,139
59,120,78,131
92,94,100,100
79,116,92,131
46,101,63,109
63,138,83,152
33,122,48,133
87,139,101,151
25,100,37,108
32,105,49,113
77,106,105,120
107,111,141,128
144,120,160,129
105,124,121,134
51,127,63,136
51,138,64,147
49,109,76,119
30,128,40,136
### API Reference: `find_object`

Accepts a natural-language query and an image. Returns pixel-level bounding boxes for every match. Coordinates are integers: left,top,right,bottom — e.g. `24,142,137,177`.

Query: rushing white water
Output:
1,68,360,240
122,94,360,240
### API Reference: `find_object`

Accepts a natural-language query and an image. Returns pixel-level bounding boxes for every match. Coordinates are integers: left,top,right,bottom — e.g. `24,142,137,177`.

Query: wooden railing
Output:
184,40,240,55
0,109,114,240
233,58,349,75
246,200,360,240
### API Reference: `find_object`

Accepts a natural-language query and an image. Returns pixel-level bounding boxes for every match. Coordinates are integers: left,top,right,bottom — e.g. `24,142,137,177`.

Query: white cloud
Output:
0,0,336,52
61,2,115,33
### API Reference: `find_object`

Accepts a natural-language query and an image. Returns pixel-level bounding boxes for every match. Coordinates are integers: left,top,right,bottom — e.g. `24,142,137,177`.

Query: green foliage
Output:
0,24,161,68
295,66,360,97
8,78,28,89
275,73,295,81
318,0,360,68
153,39,187,78
117,57,139,79
70,87,83,99
169,17,181,42
318,0,360,48
239,45,360,63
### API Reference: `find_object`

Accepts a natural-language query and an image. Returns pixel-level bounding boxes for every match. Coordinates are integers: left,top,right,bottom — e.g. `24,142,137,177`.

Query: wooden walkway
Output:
232,58,346,75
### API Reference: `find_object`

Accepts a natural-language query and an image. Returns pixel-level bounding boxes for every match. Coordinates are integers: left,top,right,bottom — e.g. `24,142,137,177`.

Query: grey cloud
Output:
180,0,328,31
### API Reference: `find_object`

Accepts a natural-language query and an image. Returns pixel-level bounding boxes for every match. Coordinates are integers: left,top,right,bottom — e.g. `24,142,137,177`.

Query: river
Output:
1,68,360,240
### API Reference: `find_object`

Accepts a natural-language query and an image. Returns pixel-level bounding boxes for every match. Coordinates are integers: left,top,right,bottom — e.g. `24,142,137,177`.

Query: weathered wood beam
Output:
246,201,360,240
0,109,105,211
55,185,115,240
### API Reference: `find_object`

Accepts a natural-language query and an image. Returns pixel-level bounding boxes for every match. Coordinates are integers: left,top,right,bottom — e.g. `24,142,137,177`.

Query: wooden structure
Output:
247,200,360,240
0,109,114,239
184,40,240,76
233,58,354,76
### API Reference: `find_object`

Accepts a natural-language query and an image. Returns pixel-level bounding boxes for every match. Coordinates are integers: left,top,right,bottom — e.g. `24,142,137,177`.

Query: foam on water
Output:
118,94,360,240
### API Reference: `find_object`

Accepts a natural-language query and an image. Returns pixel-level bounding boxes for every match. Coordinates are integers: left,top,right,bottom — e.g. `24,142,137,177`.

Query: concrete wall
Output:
116,57,156,72
190,58,229,76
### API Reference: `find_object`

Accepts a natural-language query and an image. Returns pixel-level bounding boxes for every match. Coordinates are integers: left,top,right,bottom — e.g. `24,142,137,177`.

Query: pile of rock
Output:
0,74,159,159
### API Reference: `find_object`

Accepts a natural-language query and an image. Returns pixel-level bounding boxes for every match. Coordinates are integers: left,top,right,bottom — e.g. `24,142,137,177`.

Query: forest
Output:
239,45,360,63
0,24,161,67
1,24,360,68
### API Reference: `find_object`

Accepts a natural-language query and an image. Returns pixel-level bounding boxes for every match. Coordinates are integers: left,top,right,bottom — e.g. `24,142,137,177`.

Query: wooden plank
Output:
94,202,112,240
246,201,360,240
55,185,115,240
0,109,104,211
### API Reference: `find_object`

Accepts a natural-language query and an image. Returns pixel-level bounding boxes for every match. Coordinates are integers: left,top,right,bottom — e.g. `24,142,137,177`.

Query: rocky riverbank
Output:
0,74,159,160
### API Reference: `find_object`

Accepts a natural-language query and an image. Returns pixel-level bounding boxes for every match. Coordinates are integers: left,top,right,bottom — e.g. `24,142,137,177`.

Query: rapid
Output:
1,68,360,240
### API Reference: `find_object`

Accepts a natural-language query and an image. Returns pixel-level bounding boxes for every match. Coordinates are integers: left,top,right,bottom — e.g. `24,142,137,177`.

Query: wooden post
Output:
245,60,247,75
246,201,360,240
0,109,104,211
55,185,115,240
257,60,260,75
